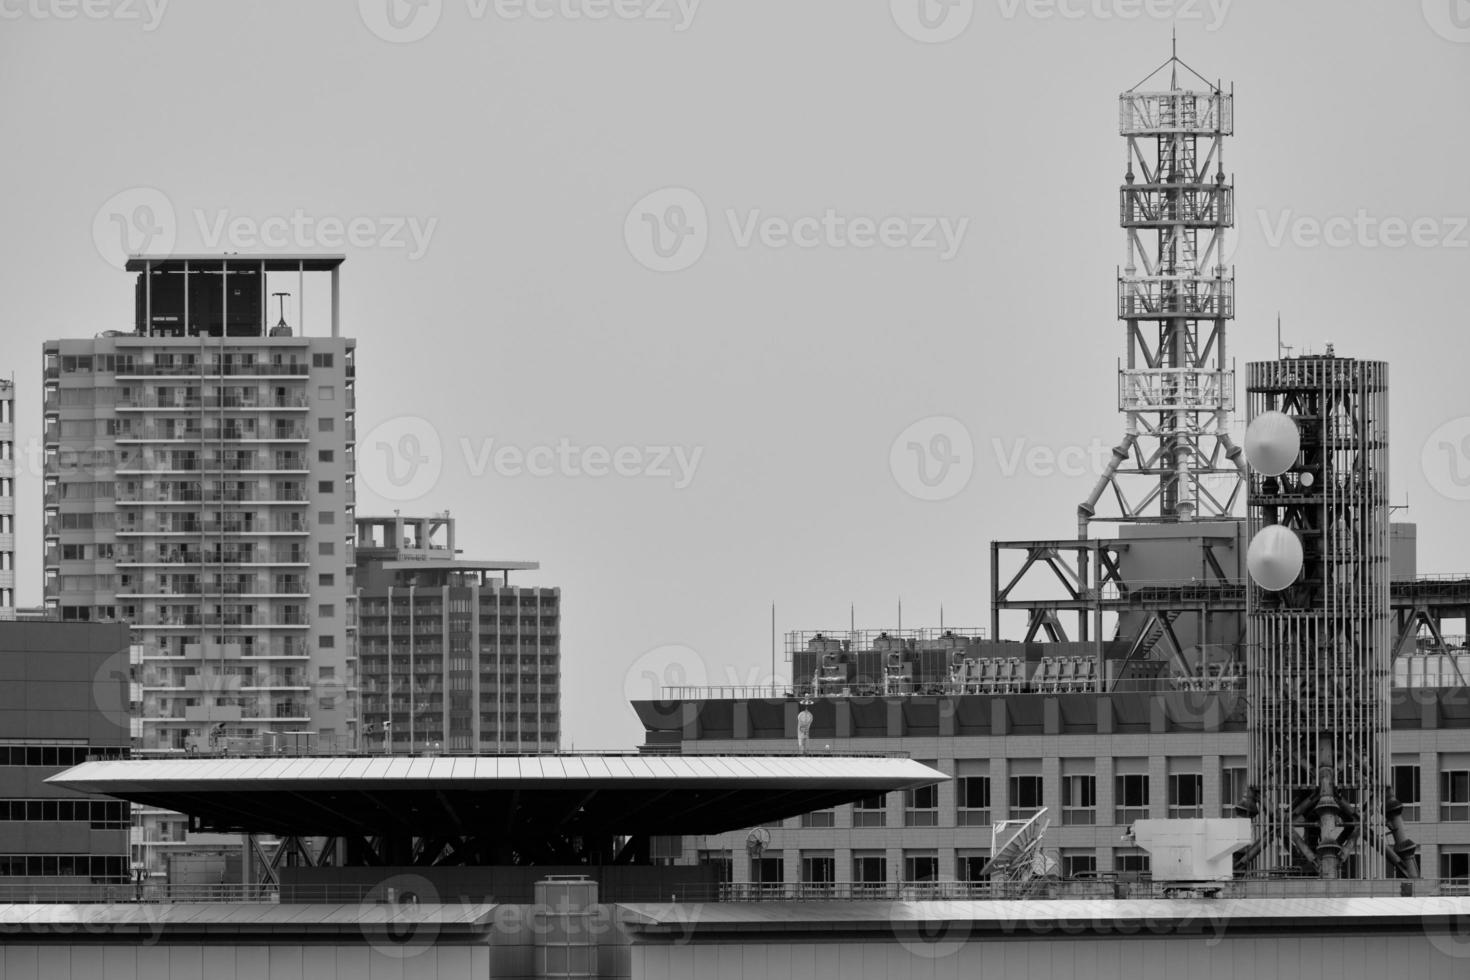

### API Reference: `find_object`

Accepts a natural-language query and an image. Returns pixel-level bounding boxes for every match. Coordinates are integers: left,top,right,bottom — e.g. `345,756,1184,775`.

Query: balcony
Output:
116,362,310,378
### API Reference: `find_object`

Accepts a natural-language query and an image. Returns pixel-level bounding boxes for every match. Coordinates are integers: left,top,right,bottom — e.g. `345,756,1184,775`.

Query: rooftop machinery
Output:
1079,50,1246,534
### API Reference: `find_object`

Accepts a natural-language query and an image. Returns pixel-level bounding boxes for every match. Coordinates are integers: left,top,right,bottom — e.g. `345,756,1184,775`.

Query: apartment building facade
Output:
356,514,561,754
42,256,359,753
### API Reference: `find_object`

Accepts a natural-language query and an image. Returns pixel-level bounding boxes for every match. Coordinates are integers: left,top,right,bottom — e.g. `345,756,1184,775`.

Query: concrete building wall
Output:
0,621,131,888
0,944,493,979
631,931,1469,980
651,693,1470,885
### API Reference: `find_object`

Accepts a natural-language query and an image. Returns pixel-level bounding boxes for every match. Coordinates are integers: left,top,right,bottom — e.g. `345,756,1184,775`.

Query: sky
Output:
2,1,1469,751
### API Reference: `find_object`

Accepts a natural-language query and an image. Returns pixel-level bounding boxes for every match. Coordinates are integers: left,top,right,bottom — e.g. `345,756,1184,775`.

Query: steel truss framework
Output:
1080,53,1246,534
991,535,1470,689
990,536,1245,690
1245,358,1394,880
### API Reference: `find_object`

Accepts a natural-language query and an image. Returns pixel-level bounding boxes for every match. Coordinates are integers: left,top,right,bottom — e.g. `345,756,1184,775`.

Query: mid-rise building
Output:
42,255,359,754
0,620,131,894
355,513,560,753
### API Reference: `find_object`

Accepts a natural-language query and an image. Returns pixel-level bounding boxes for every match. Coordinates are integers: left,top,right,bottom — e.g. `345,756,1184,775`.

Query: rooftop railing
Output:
0,876,1462,906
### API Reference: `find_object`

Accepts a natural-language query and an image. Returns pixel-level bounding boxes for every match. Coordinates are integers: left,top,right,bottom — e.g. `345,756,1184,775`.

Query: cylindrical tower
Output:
1244,355,1392,879
1080,52,1246,534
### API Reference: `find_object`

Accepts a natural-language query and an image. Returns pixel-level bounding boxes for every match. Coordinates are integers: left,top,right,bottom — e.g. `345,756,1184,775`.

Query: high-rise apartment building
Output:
0,375,14,620
42,255,358,753
355,514,561,754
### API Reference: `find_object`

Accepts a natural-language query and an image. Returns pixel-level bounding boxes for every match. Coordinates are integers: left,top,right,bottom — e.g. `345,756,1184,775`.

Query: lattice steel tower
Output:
1242,356,1406,880
1079,50,1246,535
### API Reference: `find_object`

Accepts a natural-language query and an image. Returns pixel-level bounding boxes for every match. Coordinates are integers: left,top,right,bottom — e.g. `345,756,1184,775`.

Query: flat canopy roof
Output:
49,754,944,838
125,254,346,272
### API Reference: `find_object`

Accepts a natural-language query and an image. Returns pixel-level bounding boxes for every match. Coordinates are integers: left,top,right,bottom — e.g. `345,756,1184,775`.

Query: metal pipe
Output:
1384,796,1420,879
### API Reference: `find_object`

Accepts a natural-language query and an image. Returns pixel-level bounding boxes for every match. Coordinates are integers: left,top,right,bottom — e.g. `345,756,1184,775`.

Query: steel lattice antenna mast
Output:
1078,44,1246,536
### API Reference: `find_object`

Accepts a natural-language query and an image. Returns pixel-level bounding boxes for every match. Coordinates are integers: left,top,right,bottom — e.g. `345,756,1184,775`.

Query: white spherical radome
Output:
1244,411,1301,477
1247,524,1304,592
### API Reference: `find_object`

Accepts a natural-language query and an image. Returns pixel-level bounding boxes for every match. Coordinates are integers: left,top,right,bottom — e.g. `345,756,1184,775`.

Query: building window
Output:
750,854,782,887
903,850,938,885
1220,765,1248,818
317,386,335,401
318,574,335,587
852,794,887,828
318,417,335,432
800,808,835,828
312,353,334,368
852,852,886,895
1441,770,1470,821
318,481,334,494
905,779,939,827
1393,764,1421,822
957,775,991,826
318,542,334,556
319,635,335,649
1115,773,1150,824
1009,774,1044,819
1441,850,1470,883
318,450,334,462
957,852,991,883
318,604,335,618
1062,774,1096,825
800,852,835,892
318,511,335,525
1114,848,1151,877
1062,849,1097,878
1168,773,1203,819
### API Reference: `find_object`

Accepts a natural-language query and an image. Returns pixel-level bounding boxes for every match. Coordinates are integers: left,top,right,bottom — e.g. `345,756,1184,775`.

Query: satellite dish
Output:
745,827,771,855
1248,524,1304,591
980,808,1051,881
1244,411,1300,476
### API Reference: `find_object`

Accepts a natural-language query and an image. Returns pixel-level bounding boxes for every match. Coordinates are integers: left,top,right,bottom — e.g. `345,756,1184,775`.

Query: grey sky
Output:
3,1,1469,750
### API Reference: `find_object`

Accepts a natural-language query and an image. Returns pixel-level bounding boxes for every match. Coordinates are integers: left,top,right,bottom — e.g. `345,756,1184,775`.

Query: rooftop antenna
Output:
1277,313,1295,360
1171,25,1177,88
271,292,292,337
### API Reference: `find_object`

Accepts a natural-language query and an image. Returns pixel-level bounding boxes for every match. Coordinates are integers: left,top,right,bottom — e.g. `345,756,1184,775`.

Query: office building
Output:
0,620,131,894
